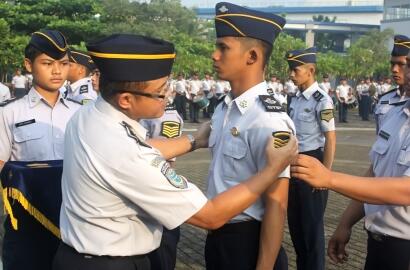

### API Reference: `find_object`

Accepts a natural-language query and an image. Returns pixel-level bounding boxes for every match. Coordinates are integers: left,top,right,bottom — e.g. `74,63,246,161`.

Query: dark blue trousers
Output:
205,220,288,270
288,149,328,270
360,95,371,120
338,101,348,122
148,227,180,270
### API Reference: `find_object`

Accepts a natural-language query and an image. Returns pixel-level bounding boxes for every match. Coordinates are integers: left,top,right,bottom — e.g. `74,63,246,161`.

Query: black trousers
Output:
364,231,410,270
205,220,288,270
174,94,187,120
338,101,348,122
148,227,180,270
360,95,371,120
288,149,328,270
2,210,60,270
53,242,150,270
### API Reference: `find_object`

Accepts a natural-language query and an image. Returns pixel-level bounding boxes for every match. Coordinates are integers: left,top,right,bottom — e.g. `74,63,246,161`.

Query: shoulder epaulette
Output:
0,97,20,107
313,90,324,101
121,121,152,148
379,88,398,99
259,95,285,112
79,84,89,94
391,100,407,106
216,94,227,107
65,98,82,105
165,103,176,111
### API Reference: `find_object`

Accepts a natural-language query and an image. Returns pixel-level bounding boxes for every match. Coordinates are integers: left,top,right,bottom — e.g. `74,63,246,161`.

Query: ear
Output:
117,93,133,110
24,58,33,73
247,49,258,65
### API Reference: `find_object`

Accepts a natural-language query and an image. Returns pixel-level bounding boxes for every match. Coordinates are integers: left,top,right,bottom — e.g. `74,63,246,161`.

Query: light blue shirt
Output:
367,100,410,240
0,88,81,162
207,82,295,222
289,82,335,153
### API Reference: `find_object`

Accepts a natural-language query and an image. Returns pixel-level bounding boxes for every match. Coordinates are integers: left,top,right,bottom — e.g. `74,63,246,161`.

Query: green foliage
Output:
0,0,395,82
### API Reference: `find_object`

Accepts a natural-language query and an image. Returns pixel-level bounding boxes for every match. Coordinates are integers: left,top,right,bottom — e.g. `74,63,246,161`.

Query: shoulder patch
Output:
391,100,407,106
379,130,390,141
320,109,334,122
378,88,397,99
165,103,176,111
79,85,88,94
65,98,82,105
259,95,285,112
160,121,181,138
380,100,389,105
0,97,20,107
313,91,323,101
160,162,188,189
121,121,152,148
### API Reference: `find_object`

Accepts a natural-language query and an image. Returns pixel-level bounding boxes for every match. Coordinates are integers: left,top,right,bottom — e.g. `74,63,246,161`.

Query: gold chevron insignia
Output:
161,121,181,138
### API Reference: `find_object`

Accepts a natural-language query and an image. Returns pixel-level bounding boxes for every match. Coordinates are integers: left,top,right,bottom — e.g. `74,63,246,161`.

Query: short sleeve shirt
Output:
12,75,27,89
206,82,295,222
60,96,207,256
336,84,350,99
0,88,81,162
366,100,410,240
289,82,335,152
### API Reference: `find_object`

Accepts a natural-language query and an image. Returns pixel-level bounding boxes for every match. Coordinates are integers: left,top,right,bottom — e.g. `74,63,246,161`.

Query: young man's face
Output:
212,37,248,81
24,53,69,92
91,69,100,92
289,65,311,87
16,69,21,76
391,56,407,86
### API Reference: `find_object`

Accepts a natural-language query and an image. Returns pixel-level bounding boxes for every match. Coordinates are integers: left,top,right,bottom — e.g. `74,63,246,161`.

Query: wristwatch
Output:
187,134,196,151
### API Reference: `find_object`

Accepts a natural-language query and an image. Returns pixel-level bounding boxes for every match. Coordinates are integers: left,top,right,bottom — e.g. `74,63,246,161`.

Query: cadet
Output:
65,49,98,104
358,78,371,121
11,68,28,98
206,3,293,270
53,33,297,270
140,101,184,270
0,30,81,270
286,47,336,270
375,35,410,133
335,78,352,123
0,81,11,102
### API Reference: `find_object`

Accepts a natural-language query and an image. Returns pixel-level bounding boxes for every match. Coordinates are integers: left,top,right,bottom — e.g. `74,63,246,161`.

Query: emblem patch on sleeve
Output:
160,121,181,138
320,109,334,122
259,95,285,112
79,85,89,94
160,162,188,189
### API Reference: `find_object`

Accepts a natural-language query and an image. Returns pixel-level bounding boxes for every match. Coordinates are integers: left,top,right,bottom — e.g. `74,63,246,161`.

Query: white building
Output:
381,0,410,37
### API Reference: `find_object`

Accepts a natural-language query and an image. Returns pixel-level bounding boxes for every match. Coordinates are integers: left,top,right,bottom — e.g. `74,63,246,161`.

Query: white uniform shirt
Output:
207,82,295,222
12,75,27,89
289,82,335,153
189,80,202,95
336,84,350,100
318,81,331,95
60,96,207,256
214,81,225,95
285,80,297,96
66,77,97,104
174,80,187,95
367,100,410,240
356,83,369,96
0,88,81,162
267,81,283,94
0,83,11,102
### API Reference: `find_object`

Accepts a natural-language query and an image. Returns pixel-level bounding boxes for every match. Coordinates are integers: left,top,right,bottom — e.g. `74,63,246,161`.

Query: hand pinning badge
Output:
272,131,290,148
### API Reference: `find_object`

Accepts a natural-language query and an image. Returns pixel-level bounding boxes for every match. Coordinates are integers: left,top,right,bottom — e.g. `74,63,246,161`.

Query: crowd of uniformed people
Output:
0,2,409,270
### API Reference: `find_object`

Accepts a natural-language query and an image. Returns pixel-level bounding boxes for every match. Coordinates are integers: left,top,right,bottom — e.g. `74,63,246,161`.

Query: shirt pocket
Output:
222,137,247,179
13,123,46,159
397,148,410,167
297,112,317,133
369,139,389,163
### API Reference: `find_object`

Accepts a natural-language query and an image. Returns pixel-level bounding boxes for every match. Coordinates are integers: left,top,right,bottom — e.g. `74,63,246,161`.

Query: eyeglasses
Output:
120,82,171,100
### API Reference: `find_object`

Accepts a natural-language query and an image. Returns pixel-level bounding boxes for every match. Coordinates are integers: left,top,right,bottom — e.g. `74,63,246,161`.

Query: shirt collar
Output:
225,81,267,114
28,87,69,108
94,96,147,139
70,77,91,91
300,82,319,100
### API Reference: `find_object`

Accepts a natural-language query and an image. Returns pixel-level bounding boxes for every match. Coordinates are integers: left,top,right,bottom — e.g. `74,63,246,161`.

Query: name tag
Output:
15,119,35,128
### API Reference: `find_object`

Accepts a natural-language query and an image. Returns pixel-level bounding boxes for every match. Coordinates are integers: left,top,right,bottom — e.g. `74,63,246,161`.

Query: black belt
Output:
208,219,260,235
61,242,147,259
367,230,410,243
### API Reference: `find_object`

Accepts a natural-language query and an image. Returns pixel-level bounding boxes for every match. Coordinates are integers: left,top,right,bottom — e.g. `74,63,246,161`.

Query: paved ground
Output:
174,110,376,270
0,110,375,270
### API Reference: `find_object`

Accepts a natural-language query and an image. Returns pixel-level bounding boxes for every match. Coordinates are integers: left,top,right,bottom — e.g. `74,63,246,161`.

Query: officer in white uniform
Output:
292,98,410,270
0,30,81,270
286,47,336,270
173,73,188,120
375,35,410,134
65,49,98,104
206,3,293,270
0,82,11,103
53,33,297,270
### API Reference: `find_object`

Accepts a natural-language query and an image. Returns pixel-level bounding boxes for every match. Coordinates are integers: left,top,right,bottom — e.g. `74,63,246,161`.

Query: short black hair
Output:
24,45,43,62
237,37,273,68
99,74,147,100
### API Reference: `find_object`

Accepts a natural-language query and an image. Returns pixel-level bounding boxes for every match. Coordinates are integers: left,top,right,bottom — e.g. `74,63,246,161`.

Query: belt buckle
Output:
370,232,384,242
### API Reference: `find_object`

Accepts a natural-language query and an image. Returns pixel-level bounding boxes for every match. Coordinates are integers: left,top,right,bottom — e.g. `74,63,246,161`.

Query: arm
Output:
256,178,289,269
147,121,211,159
187,136,297,229
323,131,336,169
291,154,410,204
